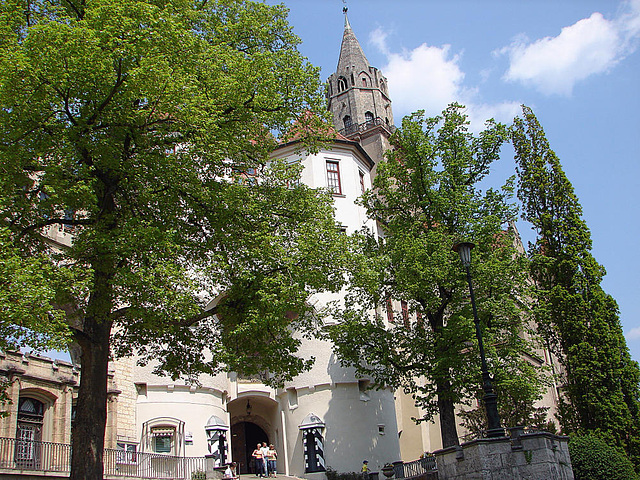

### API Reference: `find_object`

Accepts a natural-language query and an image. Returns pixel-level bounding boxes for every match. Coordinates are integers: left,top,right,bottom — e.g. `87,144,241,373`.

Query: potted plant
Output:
381,464,395,478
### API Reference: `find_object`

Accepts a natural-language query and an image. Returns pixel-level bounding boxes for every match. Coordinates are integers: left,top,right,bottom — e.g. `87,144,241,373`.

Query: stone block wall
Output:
434,432,574,480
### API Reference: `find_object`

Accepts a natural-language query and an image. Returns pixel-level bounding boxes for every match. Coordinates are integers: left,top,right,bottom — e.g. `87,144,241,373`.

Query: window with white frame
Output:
117,442,138,464
151,426,175,454
326,161,341,195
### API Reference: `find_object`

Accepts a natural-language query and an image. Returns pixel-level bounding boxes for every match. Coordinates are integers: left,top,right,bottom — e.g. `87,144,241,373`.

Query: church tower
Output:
327,10,394,165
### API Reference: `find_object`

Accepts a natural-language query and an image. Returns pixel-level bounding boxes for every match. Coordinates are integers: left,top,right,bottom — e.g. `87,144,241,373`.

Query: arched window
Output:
380,80,386,93
337,77,347,92
343,115,353,134
16,397,45,468
365,111,374,126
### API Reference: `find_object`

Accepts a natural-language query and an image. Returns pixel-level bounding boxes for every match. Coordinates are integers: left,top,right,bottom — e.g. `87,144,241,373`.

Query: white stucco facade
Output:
111,135,402,476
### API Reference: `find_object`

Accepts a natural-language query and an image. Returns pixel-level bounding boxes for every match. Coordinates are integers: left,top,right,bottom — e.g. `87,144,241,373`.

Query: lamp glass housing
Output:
453,242,475,267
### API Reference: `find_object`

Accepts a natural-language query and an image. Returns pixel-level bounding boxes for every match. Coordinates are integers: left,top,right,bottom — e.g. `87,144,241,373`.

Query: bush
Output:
569,435,638,480
326,467,365,480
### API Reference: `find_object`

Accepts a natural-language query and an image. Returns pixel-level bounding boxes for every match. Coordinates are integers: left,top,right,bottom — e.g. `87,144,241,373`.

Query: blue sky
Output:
278,0,640,361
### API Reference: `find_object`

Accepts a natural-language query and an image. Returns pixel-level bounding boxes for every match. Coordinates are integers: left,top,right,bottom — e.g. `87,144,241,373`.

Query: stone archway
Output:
231,421,268,474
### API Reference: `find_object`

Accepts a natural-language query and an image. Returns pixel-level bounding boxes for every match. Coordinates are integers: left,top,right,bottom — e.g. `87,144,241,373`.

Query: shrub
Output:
326,467,365,480
569,435,638,480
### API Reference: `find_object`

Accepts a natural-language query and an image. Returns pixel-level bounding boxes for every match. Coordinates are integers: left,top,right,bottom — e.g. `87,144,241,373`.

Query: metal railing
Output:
394,457,437,479
103,448,207,478
340,117,396,137
0,436,70,472
0,437,207,479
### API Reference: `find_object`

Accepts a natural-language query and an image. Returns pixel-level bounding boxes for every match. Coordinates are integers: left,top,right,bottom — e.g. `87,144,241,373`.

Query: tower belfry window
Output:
337,77,347,92
365,111,374,126
343,115,354,134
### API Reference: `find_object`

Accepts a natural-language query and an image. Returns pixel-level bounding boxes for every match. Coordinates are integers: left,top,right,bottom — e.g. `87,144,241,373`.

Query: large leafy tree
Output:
512,106,640,466
0,0,345,478
326,105,544,448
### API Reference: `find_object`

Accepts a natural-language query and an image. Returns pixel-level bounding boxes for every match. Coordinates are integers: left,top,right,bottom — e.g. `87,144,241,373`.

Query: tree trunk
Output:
70,318,112,480
70,177,117,480
437,378,460,447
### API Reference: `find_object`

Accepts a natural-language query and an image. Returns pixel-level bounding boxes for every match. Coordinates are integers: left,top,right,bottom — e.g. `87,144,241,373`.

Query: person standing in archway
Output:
252,443,265,477
266,444,278,477
260,442,269,477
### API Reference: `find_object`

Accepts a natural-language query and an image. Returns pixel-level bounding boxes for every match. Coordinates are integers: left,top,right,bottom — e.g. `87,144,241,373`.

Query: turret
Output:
327,11,394,165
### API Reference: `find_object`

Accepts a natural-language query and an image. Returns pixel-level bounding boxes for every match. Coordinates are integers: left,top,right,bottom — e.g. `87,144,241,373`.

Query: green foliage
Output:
191,470,206,480
0,0,343,477
512,106,640,467
325,467,366,480
0,226,71,352
458,360,551,439
569,435,638,480
326,105,547,447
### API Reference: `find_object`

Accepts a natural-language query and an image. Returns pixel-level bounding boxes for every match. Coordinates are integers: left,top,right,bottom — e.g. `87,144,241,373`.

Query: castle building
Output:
1,10,560,479
107,12,409,477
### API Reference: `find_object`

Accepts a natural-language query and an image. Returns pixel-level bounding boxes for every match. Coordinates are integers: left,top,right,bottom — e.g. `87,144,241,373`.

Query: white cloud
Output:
627,326,640,340
369,27,391,56
369,29,520,131
499,0,640,95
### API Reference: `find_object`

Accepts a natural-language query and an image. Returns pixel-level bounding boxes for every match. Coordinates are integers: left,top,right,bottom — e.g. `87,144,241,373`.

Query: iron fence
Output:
394,456,437,479
339,117,395,137
0,436,207,479
0,436,70,472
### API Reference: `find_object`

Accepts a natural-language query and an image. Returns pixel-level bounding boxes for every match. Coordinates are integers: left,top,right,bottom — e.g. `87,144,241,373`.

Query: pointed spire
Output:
336,9,369,74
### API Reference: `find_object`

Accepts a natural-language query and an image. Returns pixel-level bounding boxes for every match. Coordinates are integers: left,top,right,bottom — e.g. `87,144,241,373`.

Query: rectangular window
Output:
151,427,175,454
386,297,394,323
117,442,137,464
401,300,409,327
359,170,365,194
326,161,342,194
155,436,172,453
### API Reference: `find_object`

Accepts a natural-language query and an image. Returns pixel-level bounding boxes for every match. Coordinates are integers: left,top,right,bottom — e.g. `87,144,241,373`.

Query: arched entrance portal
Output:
231,422,268,474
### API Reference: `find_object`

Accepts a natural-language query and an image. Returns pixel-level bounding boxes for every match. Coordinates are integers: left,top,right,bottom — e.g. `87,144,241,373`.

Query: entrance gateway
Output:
231,421,269,474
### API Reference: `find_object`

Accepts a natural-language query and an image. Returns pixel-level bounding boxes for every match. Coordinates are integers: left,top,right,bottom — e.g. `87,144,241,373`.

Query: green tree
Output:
0,226,71,353
326,105,545,448
0,0,344,478
512,105,640,466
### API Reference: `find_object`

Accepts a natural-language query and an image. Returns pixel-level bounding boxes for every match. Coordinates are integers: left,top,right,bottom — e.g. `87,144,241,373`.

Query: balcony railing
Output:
339,117,396,137
395,456,437,478
0,437,207,479
0,436,70,472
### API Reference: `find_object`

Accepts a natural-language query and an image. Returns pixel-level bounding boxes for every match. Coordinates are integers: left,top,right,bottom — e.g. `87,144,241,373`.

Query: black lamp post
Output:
453,242,505,438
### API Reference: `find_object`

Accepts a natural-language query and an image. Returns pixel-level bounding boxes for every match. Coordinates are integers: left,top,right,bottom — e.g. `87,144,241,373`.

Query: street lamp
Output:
452,242,505,438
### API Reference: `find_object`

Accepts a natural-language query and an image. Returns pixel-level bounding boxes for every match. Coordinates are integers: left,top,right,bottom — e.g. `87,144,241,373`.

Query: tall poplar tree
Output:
327,105,545,448
0,1,345,478
512,106,640,465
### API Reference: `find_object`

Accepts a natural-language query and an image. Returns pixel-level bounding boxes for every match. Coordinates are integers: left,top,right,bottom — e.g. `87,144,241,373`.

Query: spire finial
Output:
342,0,350,28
